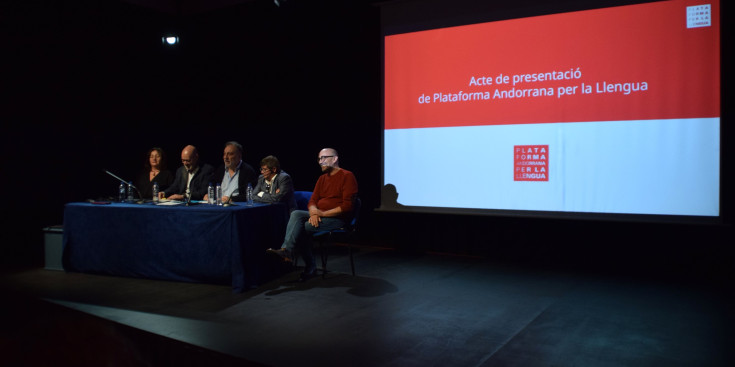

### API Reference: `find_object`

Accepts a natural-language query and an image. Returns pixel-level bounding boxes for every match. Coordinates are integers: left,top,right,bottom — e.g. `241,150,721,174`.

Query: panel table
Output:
62,201,288,292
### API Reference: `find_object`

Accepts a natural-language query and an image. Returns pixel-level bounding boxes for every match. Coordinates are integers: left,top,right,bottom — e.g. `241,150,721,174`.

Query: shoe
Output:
266,248,293,263
297,268,317,282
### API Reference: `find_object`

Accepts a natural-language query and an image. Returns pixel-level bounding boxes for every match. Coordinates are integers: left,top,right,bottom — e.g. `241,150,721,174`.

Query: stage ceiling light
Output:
162,36,179,45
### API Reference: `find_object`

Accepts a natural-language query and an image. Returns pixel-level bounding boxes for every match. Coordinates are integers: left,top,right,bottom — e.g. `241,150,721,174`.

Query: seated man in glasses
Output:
160,145,215,201
267,147,358,282
252,155,297,212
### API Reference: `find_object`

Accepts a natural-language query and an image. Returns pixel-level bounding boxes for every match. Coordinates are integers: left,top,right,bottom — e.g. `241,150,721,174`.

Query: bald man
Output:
160,145,215,201
267,147,358,281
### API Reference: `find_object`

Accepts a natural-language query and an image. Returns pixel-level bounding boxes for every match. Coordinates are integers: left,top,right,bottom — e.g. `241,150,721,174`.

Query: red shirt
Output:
309,168,358,219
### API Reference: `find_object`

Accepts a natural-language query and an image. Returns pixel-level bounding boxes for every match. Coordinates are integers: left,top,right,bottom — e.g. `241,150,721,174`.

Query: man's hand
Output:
308,213,322,227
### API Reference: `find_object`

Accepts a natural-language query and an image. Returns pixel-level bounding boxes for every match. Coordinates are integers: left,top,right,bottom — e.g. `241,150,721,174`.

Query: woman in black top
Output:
136,147,174,200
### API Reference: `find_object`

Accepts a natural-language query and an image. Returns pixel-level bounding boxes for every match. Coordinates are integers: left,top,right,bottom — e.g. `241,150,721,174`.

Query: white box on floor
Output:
43,226,64,271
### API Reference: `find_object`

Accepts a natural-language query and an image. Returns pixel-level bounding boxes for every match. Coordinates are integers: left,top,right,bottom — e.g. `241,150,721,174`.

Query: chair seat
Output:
313,228,349,238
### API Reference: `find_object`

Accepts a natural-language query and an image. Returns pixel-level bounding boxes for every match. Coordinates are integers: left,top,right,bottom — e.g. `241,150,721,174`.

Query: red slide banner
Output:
384,0,720,130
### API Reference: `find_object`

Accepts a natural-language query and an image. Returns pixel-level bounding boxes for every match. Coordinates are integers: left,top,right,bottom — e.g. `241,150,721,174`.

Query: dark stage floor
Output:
1,246,733,367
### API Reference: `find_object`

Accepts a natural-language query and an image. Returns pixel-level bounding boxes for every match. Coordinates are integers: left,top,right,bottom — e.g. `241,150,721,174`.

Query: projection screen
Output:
382,0,720,222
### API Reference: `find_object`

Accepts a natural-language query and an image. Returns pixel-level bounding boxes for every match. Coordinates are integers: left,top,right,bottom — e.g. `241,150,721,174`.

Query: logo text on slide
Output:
687,4,711,28
514,145,548,181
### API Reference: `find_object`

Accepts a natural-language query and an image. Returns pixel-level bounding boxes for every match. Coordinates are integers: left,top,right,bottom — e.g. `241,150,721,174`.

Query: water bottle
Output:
127,181,134,201
119,182,126,202
246,183,253,206
208,183,215,204
152,181,159,203
216,183,222,206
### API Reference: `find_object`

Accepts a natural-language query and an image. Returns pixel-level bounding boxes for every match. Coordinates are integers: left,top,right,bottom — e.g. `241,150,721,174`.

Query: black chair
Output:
312,197,361,277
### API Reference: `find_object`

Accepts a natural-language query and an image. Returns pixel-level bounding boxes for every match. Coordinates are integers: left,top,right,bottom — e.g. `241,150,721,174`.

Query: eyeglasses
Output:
318,155,335,162
260,167,273,172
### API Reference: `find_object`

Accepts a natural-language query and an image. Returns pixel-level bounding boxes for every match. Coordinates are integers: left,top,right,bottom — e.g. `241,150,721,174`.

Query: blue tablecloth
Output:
62,201,288,292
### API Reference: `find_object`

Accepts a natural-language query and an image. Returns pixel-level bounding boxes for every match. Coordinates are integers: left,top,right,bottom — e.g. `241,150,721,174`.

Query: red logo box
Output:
514,145,548,181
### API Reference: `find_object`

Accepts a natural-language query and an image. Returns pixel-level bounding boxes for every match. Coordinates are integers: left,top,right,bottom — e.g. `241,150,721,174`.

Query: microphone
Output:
104,169,128,186
104,169,142,200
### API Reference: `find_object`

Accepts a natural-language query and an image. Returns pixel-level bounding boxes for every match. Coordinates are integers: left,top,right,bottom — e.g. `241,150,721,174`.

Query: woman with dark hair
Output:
136,147,174,200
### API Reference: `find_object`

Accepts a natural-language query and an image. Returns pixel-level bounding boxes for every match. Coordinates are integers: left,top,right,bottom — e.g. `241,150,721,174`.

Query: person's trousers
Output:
281,210,345,271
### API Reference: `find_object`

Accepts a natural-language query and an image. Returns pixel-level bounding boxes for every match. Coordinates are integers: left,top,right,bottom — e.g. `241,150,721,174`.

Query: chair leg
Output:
319,234,331,278
348,244,355,276
314,233,357,277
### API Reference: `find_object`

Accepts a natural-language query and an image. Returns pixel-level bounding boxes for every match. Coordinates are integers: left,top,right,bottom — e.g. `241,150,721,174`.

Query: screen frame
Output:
379,0,724,225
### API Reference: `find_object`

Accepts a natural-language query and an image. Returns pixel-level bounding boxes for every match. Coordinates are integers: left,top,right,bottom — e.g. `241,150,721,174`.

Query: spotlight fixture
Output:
161,36,179,45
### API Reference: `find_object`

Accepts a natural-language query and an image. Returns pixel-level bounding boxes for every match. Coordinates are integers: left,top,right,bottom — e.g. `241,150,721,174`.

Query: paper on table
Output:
156,200,184,206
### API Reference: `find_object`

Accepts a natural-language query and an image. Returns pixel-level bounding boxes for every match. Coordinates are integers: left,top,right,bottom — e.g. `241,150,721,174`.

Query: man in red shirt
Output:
267,148,358,281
